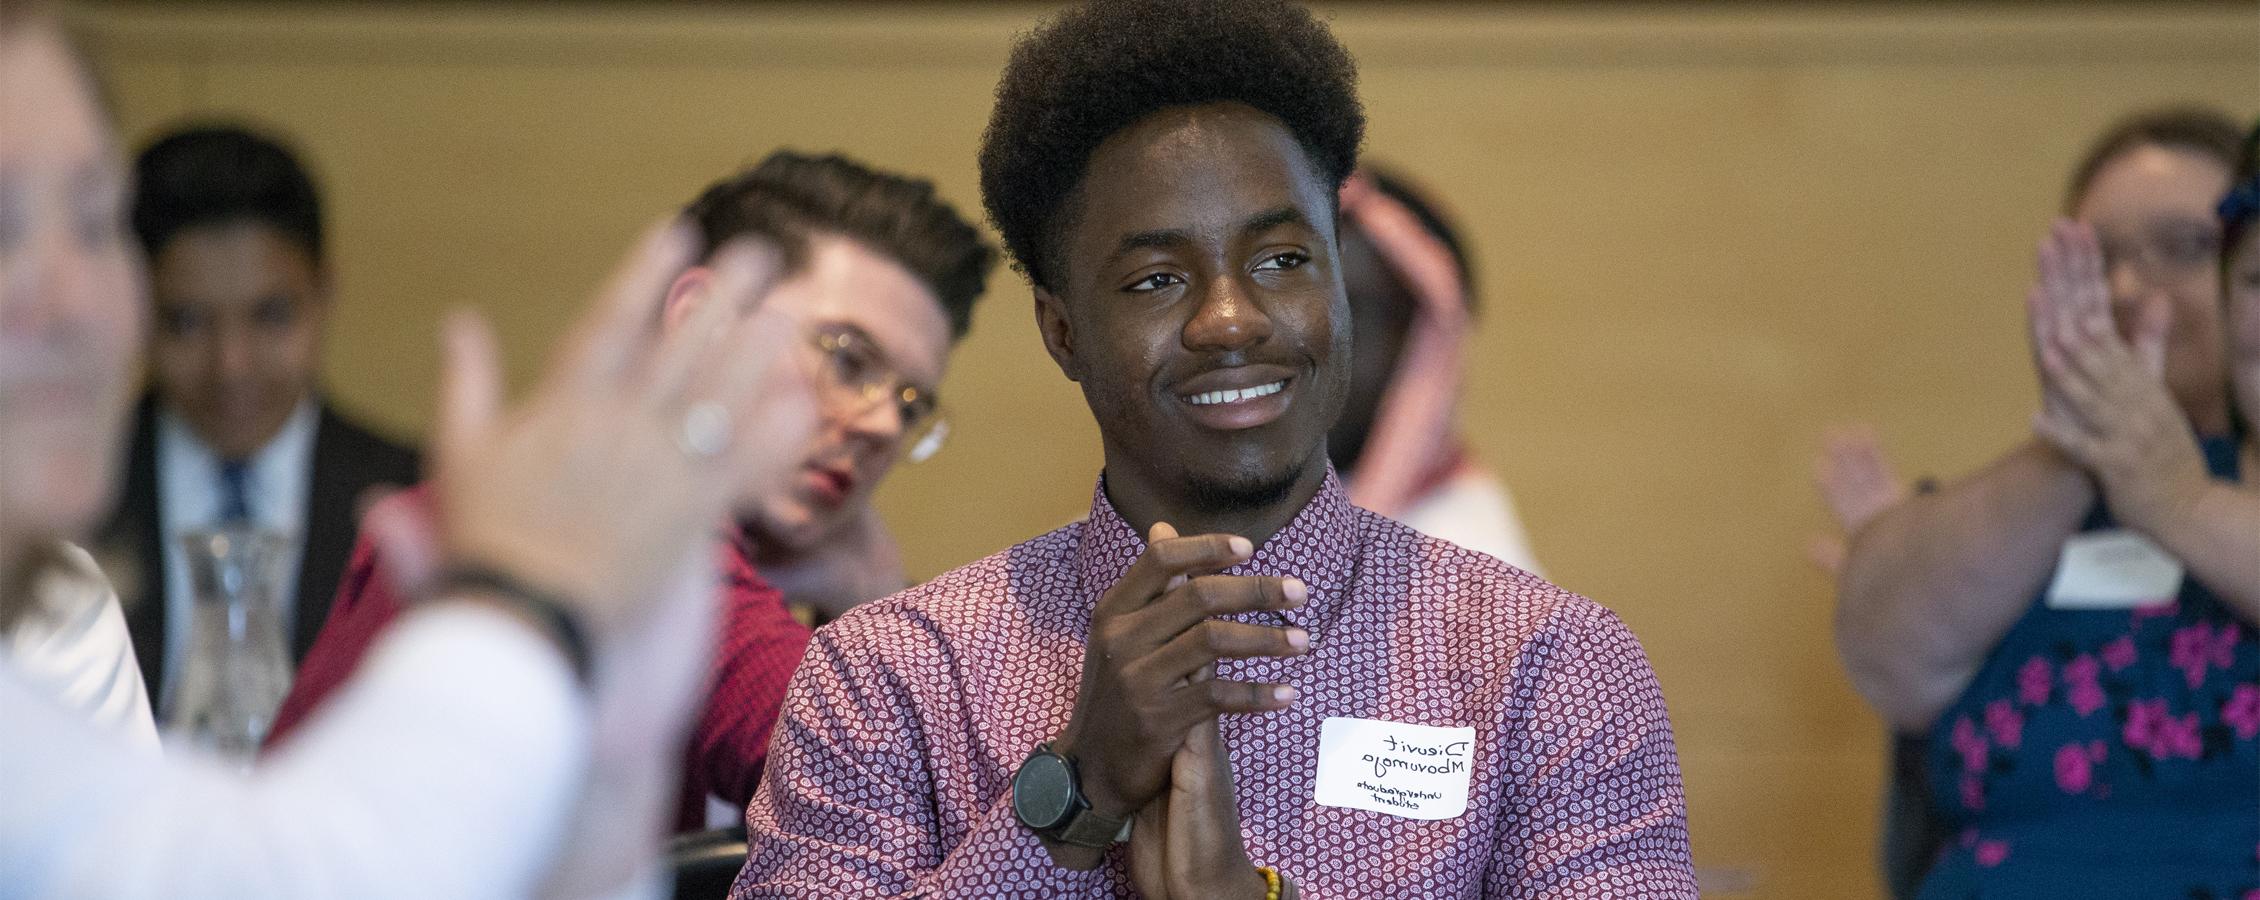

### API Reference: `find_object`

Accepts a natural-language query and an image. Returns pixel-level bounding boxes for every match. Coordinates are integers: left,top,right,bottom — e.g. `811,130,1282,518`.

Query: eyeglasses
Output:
2095,219,2222,284
804,324,949,463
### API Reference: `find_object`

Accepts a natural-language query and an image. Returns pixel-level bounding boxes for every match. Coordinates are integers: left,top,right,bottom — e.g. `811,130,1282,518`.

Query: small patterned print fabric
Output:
1919,436,2258,899
735,470,1696,898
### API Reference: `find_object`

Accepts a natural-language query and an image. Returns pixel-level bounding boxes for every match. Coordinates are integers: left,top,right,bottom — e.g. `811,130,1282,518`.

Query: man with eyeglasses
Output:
262,150,997,830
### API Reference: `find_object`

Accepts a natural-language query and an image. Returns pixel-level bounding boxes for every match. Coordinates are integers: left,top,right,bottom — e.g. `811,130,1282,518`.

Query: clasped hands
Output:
1045,522,1309,899
2023,218,2214,536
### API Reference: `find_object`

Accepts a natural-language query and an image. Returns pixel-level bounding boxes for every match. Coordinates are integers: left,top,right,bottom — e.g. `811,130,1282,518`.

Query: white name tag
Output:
2044,529,2183,610
1312,716,1474,820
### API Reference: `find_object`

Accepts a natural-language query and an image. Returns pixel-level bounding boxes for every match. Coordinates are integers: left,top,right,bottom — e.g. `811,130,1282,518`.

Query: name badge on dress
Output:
1312,716,1474,820
2044,529,2183,610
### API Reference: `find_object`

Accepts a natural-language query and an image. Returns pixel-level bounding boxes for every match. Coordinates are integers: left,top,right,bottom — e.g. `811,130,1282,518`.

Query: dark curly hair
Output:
978,0,1364,293
685,150,995,341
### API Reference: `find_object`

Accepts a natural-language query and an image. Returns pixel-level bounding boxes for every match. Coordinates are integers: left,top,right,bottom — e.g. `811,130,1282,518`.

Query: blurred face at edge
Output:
0,16,147,564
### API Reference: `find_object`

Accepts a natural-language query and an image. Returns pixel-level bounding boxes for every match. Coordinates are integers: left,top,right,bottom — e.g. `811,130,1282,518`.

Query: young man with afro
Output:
734,2,1696,896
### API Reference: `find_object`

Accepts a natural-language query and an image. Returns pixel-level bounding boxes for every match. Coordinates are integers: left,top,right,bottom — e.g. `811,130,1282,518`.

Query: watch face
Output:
1012,751,1076,831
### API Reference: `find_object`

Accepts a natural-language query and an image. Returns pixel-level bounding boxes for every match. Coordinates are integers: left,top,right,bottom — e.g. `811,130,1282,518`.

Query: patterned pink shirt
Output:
735,473,1695,898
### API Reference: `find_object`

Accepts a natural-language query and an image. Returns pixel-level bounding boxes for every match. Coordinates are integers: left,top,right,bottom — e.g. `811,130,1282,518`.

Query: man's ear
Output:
1033,285,1080,382
661,265,713,330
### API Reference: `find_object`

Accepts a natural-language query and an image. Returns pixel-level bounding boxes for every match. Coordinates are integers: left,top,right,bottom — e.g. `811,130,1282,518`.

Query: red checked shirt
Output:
266,488,812,828
735,472,1695,898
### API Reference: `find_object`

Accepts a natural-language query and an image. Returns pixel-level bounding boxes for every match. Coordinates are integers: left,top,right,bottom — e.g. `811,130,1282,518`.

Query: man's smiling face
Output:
1037,101,1350,513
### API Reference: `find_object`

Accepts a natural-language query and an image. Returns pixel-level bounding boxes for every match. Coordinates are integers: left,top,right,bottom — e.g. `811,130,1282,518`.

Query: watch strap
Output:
1051,806,1131,849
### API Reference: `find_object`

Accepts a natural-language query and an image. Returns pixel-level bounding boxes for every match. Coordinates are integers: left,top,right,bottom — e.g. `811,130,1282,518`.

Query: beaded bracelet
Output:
1256,865,1283,900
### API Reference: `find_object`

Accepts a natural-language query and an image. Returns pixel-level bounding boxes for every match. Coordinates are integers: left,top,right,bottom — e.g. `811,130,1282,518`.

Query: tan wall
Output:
72,3,2260,896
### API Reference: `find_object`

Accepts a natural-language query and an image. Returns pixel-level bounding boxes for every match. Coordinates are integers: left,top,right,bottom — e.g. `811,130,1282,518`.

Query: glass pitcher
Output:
162,526,296,764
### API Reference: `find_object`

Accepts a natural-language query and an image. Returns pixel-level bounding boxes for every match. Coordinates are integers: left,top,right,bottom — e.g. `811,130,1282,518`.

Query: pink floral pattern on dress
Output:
2226,683,2260,741
1952,716,1990,773
2172,623,2239,689
2100,635,2137,673
2062,654,2105,718
1960,773,1986,811
2017,656,2052,706
2124,698,2204,760
2053,743,2092,794
2165,713,2202,759
2125,699,2166,754
1984,700,2024,749
2129,601,2180,624
1924,444,2254,897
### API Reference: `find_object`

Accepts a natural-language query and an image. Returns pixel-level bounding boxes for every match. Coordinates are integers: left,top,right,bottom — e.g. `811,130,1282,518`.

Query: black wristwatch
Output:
1011,743,1130,849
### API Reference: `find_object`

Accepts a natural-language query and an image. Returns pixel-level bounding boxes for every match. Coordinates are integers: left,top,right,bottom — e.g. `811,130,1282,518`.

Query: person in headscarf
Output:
1329,165,1543,573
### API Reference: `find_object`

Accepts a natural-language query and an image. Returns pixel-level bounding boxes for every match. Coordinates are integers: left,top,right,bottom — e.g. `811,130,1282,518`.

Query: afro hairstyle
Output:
978,0,1364,294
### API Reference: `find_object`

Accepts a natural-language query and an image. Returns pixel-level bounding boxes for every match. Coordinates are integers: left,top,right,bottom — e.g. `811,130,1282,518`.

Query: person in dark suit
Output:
94,124,416,709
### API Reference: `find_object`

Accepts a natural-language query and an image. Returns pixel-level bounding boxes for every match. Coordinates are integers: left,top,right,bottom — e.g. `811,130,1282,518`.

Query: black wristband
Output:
433,563,594,687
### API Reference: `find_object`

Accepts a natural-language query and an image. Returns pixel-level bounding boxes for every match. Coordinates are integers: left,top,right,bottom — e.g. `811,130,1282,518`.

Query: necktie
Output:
217,460,254,525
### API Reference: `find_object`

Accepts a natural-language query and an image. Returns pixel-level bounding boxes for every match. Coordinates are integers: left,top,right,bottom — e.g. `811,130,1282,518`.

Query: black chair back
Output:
669,825,749,900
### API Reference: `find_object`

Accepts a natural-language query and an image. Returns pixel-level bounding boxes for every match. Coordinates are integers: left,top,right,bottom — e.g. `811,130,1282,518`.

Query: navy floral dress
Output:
1920,437,2257,899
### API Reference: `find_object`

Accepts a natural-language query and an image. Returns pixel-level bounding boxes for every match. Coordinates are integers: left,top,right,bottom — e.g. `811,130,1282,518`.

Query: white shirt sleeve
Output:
1,603,591,900
6,542,159,750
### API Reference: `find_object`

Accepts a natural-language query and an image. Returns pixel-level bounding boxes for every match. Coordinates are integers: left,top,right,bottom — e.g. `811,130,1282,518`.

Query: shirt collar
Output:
1071,467,1360,630
155,395,320,529
262,398,321,476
